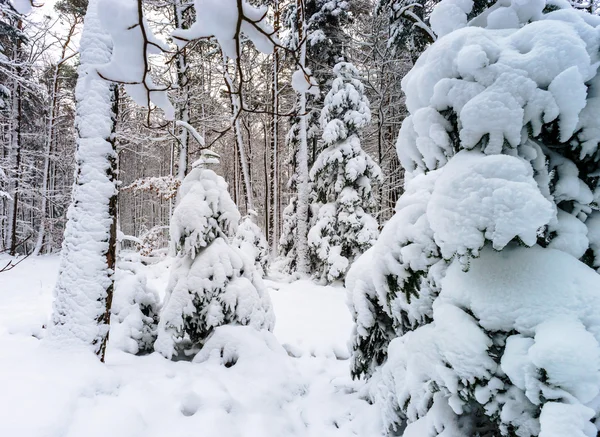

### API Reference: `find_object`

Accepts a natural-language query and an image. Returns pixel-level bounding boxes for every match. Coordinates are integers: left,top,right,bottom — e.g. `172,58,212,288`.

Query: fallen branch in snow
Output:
0,252,31,273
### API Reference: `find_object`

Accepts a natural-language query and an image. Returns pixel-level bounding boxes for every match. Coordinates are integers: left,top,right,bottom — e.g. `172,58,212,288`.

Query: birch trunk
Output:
174,0,189,181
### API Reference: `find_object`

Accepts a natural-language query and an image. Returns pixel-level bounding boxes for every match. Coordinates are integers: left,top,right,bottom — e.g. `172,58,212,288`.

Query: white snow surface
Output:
0,255,383,437
428,150,555,260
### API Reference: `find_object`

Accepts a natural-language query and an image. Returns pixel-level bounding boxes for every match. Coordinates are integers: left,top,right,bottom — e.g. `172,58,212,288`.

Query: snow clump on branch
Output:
171,0,278,58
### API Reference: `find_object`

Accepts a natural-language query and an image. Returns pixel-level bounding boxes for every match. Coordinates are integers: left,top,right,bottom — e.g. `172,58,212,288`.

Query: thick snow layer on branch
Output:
175,120,205,146
430,0,473,38
427,151,555,260
401,8,600,173
376,244,600,435
172,0,277,58
97,0,175,119
292,68,319,96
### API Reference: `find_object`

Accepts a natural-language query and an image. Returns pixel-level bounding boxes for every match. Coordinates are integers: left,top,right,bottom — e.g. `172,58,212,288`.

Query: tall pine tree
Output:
308,62,381,283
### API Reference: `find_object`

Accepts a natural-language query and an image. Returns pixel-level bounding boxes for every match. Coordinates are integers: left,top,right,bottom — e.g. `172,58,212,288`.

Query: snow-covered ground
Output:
0,255,382,437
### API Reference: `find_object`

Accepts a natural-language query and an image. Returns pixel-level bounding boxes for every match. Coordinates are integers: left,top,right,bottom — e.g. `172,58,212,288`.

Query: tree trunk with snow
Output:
8,77,22,256
294,0,310,276
5,17,24,255
49,0,118,362
174,0,189,181
269,0,280,256
223,55,254,214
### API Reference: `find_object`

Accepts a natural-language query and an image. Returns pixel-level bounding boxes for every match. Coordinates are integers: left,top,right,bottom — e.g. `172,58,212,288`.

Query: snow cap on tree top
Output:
192,150,220,167
332,62,360,79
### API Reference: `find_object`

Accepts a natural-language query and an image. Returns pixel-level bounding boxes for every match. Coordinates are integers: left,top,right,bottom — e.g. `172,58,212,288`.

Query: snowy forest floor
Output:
0,255,382,437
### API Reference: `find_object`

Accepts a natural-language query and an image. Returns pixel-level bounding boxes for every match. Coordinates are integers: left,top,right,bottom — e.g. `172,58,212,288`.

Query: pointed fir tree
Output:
348,1,600,435
308,62,381,283
155,152,274,360
278,0,356,275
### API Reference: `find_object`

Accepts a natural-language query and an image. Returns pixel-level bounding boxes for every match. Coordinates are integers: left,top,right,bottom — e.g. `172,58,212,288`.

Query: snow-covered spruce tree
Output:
233,211,270,277
48,0,119,361
155,152,274,360
347,1,600,435
308,62,381,283
278,0,355,276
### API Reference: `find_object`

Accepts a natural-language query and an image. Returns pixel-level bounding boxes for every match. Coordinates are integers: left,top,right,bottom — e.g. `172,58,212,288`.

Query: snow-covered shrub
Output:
110,260,160,355
308,62,381,283
232,212,269,277
155,156,275,360
135,226,169,258
347,1,600,435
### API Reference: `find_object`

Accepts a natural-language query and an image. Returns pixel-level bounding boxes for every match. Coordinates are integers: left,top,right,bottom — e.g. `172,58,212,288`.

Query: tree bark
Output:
295,0,310,275
49,0,119,362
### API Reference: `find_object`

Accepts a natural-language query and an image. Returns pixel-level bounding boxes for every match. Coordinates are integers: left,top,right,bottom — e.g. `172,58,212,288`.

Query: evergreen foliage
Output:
155,157,274,360
308,62,381,283
348,1,600,434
